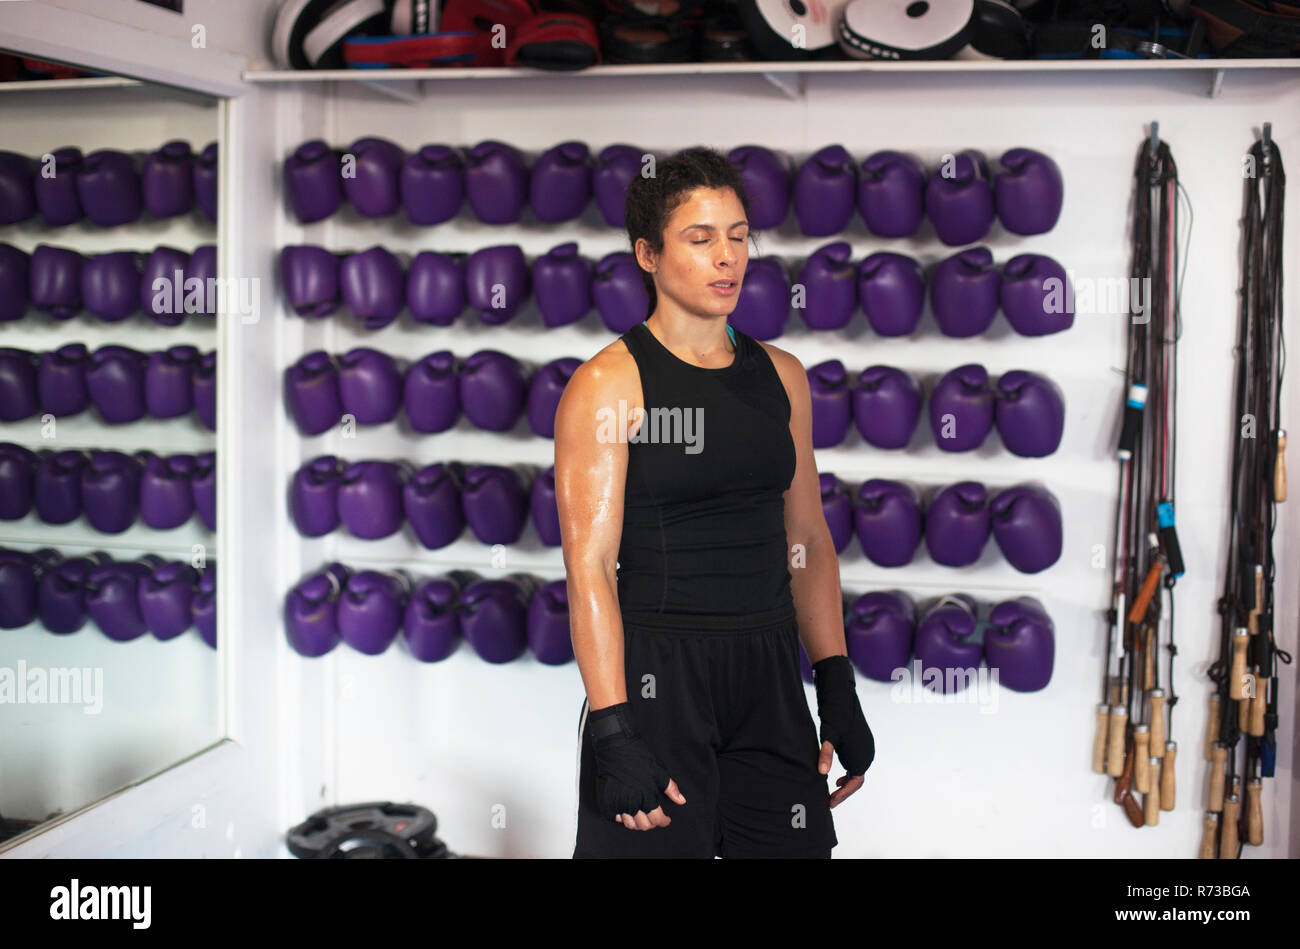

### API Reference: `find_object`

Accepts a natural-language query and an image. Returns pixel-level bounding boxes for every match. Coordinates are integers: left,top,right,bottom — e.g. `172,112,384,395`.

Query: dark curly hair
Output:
624,147,754,319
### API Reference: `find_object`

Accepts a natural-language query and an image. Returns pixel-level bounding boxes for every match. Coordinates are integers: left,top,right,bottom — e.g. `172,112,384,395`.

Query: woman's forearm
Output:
566,565,628,710
790,532,849,665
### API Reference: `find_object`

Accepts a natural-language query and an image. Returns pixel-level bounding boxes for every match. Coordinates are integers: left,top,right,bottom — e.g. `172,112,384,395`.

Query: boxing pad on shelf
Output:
461,465,529,545
340,246,404,330
985,596,1055,692
793,145,856,237
727,145,790,230
533,243,592,328
1000,254,1074,336
531,141,591,223
459,350,527,432
338,570,407,655
465,140,528,224
82,251,141,322
853,365,921,450
593,144,644,229
797,242,856,331
271,0,390,70
837,0,974,60
858,252,924,337
528,579,573,665
990,484,1062,574
924,482,991,568
930,247,1001,337
845,590,915,682
928,364,994,452
407,251,465,326
337,461,407,540
994,148,1063,235
285,351,343,436
730,257,789,341
34,147,84,227
528,358,581,438
142,141,195,219
87,346,148,424
995,370,1065,457
338,347,401,425
858,150,925,238
914,594,982,694
403,351,460,434
808,360,852,449
592,252,648,334
404,462,465,550
465,245,530,325
854,479,923,567
736,0,847,60
925,149,994,246
401,145,464,225
402,576,461,662
77,150,142,227
284,139,344,222
820,473,854,555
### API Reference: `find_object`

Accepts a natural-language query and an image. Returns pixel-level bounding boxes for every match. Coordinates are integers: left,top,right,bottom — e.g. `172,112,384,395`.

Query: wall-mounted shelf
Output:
245,57,1300,100
0,75,142,93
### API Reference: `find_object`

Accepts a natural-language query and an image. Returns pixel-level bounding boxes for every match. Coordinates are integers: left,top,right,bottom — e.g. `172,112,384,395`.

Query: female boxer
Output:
555,147,874,859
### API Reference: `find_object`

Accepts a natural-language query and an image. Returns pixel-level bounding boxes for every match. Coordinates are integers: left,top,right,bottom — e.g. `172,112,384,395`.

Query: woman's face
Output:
636,186,750,320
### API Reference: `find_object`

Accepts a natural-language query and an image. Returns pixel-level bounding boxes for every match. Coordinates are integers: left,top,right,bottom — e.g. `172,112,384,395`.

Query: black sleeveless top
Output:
616,320,797,616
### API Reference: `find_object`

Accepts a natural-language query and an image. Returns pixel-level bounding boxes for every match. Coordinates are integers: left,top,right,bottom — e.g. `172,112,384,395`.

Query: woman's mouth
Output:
709,280,737,296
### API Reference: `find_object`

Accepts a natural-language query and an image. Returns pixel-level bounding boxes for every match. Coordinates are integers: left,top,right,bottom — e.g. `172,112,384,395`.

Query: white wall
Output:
265,67,1300,858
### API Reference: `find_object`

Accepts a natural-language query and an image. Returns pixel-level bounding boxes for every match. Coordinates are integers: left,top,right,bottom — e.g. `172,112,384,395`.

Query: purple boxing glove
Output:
914,594,982,694
924,482,991,567
858,252,924,337
990,484,1062,574
985,596,1055,692
845,590,915,682
854,479,922,567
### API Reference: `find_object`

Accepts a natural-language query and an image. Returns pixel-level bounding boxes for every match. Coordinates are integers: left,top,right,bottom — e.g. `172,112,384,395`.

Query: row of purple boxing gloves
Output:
0,547,215,648
0,344,216,428
0,444,216,534
822,478,1062,574
0,243,219,322
286,346,1064,457
845,592,1053,693
284,562,1052,694
284,140,1062,243
281,242,1074,339
0,142,218,228
290,454,1062,575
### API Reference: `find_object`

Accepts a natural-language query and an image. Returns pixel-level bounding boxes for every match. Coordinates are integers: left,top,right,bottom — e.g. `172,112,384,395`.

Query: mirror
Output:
0,58,221,848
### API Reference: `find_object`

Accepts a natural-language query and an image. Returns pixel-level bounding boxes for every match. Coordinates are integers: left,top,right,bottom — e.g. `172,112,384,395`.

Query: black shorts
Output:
572,602,837,859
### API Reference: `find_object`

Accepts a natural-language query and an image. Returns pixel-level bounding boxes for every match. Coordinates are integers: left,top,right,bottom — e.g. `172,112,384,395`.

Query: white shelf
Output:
244,57,1300,83
0,76,142,93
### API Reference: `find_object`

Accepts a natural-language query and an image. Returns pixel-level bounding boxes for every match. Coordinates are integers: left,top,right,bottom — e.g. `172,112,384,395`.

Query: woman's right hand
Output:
588,702,687,830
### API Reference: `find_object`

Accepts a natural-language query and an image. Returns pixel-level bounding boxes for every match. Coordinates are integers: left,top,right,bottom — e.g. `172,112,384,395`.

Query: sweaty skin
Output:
554,187,864,833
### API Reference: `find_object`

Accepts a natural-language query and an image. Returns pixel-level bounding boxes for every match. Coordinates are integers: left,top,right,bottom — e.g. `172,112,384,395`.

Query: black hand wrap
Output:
587,702,672,820
812,655,875,776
